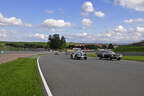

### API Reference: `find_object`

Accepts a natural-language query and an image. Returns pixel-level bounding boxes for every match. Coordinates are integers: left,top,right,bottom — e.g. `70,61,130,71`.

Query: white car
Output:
70,50,87,60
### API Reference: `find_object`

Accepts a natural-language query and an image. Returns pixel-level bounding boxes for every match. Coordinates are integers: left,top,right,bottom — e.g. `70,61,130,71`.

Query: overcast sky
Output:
0,0,144,44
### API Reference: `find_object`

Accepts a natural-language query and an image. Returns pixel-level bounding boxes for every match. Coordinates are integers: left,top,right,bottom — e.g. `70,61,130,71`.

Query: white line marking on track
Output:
37,56,53,96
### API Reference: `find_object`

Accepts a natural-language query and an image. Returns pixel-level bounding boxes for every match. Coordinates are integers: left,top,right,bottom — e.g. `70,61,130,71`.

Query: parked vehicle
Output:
70,50,87,60
97,50,123,60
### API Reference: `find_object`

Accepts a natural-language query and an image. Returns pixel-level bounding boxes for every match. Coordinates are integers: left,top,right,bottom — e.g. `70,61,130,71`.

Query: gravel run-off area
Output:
0,54,35,64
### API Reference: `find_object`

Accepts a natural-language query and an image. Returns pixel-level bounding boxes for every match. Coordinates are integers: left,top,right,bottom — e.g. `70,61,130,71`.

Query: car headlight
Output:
120,54,123,57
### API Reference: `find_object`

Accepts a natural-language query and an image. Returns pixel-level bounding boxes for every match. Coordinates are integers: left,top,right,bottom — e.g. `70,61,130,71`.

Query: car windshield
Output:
76,51,81,53
104,51,115,54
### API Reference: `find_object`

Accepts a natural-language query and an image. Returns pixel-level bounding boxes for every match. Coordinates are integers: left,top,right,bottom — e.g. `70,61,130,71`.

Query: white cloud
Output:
24,23,32,27
0,13,32,27
30,33,47,40
93,11,105,17
0,29,18,41
73,33,88,37
0,29,7,38
124,18,144,23
81,18,93,26
45,10,54,14
50,28,56,32
136,26,144,32
66,33,89,42
81,26,86,30
99,25,144,43
81,1,105,18
115,0,144,11
66,25,144,43
102,25,144,43
114,25,127,32
40,19,72,28
81,1,94,16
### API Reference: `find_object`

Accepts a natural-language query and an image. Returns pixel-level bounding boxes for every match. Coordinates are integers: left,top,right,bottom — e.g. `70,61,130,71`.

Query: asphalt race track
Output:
39,53,144,96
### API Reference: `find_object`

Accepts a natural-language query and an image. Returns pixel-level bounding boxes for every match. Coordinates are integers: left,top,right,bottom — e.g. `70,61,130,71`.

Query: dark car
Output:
97,50,123,60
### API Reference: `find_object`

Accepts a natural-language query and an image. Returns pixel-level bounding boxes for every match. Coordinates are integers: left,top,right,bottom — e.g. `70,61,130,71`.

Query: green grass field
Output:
0,58,43,96
114,46,144,52
122,56,144,61
88,54,144,61
88,54,97,57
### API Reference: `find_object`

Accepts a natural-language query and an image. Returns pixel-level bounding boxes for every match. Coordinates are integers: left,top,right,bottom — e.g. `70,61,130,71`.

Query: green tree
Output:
48,34,66,49
108,43,114,49
102,45,107,49
0,43,4,51
46,35,52,49
60,36,66,49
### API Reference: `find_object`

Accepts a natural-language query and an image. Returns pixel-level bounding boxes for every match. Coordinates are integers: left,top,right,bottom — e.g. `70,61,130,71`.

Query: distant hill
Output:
114,40,144,52
0,41,48,51
131,40,144,46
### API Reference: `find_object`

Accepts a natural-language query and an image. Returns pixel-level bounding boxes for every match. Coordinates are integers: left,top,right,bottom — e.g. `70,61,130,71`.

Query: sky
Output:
0,0,144,44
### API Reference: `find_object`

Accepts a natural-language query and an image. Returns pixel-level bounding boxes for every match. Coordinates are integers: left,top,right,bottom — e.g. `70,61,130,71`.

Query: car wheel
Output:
109,57,112,60
117,58,121,60
74,55,78,60
70,54,73,59
99,57,102,60
84,57,87,60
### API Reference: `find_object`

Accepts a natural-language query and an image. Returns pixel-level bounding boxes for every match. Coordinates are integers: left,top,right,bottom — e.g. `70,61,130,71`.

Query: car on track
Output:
97,50,123,60
70,50,87,60
54,51,59,55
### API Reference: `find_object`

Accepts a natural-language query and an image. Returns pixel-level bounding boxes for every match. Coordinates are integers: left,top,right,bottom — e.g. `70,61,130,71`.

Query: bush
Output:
0,43,4,51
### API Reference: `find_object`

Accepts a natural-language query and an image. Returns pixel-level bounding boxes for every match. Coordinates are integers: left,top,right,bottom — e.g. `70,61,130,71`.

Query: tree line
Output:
0,43,4,51
1,34,114,50
68,44,114,49
48,34,66,49
5,42,46,49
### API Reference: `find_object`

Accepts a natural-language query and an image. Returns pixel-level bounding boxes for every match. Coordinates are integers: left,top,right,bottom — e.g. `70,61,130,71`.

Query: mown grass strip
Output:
0,58,43,96
88,54,97,57
122,56,144,61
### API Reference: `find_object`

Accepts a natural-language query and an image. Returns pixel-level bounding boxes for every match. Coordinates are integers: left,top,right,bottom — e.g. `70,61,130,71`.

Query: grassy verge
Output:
114,46,144,52
122,56,144,61
88,54,144,61
88,54,97,57
0,58,43,96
